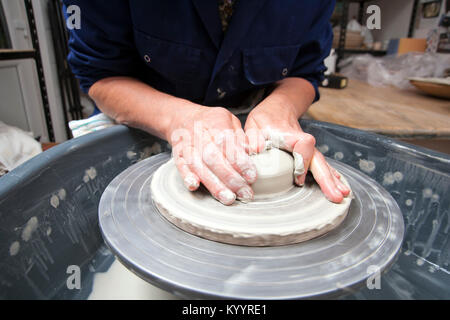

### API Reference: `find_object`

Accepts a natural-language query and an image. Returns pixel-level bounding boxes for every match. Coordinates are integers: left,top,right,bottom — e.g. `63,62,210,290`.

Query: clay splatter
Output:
127,151,137,159
422,188,433,198
317,145,329,154
383,171,404,185
50,195,60,209
51,189,67,208
21,217,38,242
359,159,376,174
393,171,403,182
58,189,67,200
83,167,98,182
9,241,20,256
334,152,344,161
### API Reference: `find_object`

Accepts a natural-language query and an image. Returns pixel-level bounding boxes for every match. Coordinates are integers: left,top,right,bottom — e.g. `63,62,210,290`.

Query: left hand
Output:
244,98,350,204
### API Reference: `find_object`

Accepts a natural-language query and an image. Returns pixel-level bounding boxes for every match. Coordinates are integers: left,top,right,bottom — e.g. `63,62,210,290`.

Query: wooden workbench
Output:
307,79,450,153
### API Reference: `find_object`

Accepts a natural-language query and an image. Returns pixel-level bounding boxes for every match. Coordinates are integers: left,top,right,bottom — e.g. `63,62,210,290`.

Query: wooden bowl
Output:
410,79,450,100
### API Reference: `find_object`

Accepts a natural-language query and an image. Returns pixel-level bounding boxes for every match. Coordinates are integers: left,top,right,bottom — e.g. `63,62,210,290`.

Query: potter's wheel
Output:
99,152,404,299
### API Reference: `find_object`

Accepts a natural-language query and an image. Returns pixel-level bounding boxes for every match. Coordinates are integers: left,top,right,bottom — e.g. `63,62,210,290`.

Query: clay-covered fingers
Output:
201,131,254,202
172,144,200,191
310,149,349,203
179,144,237,205
244,118,266,155
174,156,200,191
218,125,257,185
246,128,266,155
290,133,316,186
207,116,257,185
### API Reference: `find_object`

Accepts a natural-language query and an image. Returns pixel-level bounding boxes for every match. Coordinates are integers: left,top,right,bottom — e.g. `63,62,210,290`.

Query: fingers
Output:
310,150,345,203
291,133,316,186
182,145,237,205
328,164,351,196
227,130,258,184
327,163,341,179
174,156,200,191
310,150,341,202
229,132,258,184
208,116,257,185
244,118,266,155
332,172,351,197
325,162,350,196
201,131,254,202
211,120,258,185
169,108,258,205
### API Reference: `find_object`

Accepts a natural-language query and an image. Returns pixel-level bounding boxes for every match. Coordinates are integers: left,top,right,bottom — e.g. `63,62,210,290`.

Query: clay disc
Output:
151,158,353,246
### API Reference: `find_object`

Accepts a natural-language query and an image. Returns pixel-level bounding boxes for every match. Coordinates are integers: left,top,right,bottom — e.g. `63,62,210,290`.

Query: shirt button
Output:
144,55,151,63
282,68,288,77
217,88,226,99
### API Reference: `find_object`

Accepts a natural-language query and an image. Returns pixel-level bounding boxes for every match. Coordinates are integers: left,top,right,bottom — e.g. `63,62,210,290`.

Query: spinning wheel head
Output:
99,153,404,299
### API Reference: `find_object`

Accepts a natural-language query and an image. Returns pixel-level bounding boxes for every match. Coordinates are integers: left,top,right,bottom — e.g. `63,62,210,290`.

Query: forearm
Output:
88,76,201,140
261,77,316,120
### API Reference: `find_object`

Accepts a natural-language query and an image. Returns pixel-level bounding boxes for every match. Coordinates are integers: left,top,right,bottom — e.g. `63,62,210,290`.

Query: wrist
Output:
252,91,300,120
161,100,204,142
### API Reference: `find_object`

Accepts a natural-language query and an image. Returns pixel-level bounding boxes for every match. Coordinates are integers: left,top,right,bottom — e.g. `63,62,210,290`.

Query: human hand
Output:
165,104,257,205
244,100,350,203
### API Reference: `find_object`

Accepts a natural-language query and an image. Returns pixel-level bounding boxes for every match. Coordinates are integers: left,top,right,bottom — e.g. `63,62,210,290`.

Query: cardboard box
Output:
387,38,427,55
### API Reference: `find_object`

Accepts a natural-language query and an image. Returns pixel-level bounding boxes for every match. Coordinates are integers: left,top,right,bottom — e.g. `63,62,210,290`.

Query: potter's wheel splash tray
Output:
99,153,404,299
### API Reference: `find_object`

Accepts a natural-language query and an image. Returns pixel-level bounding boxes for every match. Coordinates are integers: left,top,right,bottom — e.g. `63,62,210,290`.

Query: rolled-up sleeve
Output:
290,0,335,102
62,0,141,93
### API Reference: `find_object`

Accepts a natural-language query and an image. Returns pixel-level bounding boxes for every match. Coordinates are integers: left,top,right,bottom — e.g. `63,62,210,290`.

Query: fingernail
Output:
217,190,236,205
184,175,199,191
243,168,257,184
337,183,350,196
296,175,305,186
236,187,254,203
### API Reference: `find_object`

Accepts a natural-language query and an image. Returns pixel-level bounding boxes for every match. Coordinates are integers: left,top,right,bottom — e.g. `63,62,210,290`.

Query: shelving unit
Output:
0,1,55,141
335,0,420,69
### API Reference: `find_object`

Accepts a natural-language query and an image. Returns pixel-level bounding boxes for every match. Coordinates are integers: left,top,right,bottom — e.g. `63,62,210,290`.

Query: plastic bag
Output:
347,19,362,32
0,121,42,173
339,52,450,89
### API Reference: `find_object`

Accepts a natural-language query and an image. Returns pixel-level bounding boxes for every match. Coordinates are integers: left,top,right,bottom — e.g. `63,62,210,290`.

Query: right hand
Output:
165,105,257,205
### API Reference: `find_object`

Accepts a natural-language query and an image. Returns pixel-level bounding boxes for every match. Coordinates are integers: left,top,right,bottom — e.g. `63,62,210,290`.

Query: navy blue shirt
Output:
63,0,335,107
